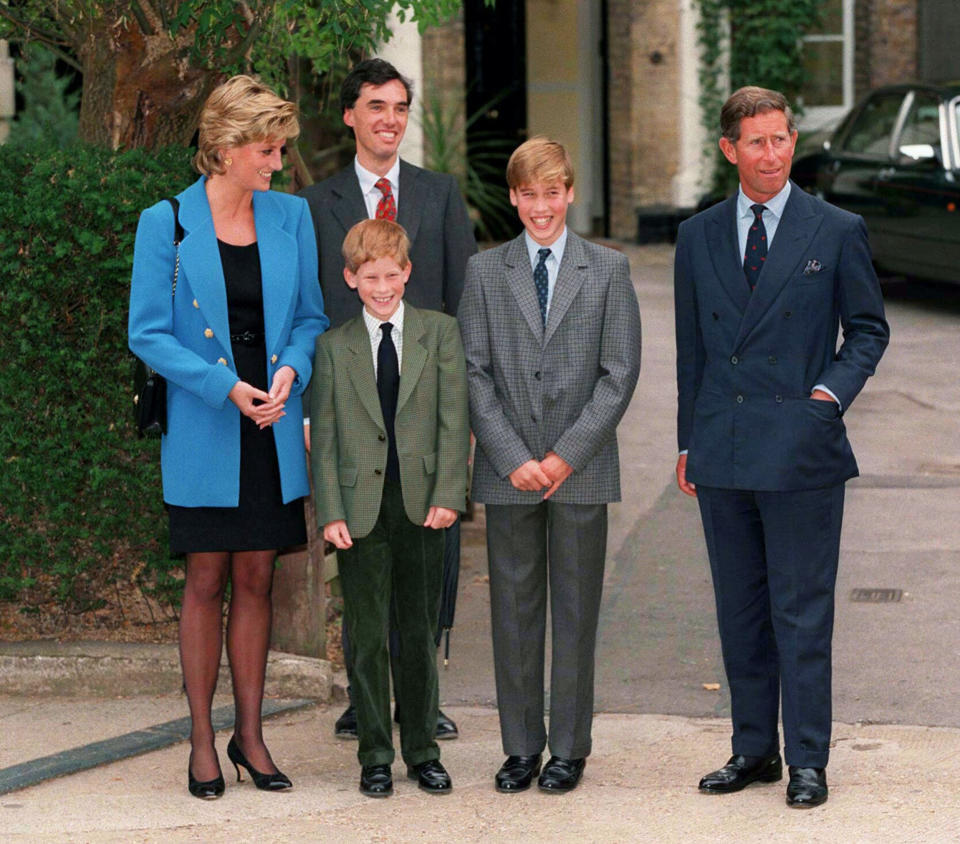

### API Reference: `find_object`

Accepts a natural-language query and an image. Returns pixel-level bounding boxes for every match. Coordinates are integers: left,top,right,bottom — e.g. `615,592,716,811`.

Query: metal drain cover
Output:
850,588,903,603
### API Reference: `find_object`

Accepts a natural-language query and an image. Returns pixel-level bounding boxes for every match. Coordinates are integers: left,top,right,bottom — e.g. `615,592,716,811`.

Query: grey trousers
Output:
485,500,607,760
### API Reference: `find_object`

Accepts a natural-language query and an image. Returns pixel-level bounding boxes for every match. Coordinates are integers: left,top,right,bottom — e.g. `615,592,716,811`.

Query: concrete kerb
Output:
0,641,334,701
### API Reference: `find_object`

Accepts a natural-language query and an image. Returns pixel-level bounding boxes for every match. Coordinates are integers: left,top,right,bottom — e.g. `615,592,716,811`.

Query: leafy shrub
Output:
0,142,195,611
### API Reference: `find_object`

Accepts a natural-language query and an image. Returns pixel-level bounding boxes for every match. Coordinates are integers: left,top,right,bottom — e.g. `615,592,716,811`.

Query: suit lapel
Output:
344,316,385,431
253,191,297,361
734,184,824,350
706,194,751,313
397,305,426,416
544,232,587,346
329,167,368,235
504,235,544,341
177,178,232,360
396,160,424,244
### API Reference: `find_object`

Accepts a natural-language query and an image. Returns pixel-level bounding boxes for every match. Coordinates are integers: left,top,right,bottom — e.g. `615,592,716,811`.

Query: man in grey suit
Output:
675,87,889,808
459,137,641,794
300,57,477,740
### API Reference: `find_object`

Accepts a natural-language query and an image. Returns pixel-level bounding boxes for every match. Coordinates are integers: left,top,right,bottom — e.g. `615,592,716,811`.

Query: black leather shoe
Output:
786,766,828,808
359,764,393,798
335,704,358,739
435,709,459,740
407,759,452,794
537,756,585,792
495,754,542,793
699,753,783,793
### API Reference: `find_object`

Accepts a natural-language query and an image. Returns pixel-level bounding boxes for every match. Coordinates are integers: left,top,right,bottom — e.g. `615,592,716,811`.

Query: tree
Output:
0,1,468,149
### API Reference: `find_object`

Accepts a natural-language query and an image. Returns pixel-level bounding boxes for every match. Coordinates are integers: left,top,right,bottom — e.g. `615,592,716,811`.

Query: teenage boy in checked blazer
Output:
310,219,469,798
459,137,642,794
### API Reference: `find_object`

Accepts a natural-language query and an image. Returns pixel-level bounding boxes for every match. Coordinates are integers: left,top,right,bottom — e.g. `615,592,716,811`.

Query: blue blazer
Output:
674,183,889,491
129,177,329,506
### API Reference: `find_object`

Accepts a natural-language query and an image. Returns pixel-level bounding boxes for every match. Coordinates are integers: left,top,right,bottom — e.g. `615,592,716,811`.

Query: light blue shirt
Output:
523,227,568,318
735,181,791,260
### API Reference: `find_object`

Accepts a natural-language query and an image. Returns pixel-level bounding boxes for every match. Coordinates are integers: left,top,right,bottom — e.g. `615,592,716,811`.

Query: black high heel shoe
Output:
188,753,225,799
226,735,292,791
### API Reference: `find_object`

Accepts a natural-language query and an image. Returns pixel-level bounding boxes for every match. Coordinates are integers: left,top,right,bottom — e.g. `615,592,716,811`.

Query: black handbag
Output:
133,197,183,438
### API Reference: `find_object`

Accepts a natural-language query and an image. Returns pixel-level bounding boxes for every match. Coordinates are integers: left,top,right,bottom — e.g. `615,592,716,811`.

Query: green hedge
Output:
0,142,196,610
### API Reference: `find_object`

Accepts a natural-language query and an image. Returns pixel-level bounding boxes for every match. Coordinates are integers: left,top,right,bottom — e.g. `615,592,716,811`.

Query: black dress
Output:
168,241,307,554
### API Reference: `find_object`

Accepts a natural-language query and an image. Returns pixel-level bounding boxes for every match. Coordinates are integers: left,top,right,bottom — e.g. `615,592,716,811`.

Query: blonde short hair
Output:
342,219,411,274
506,136,574,190
194,75,299,176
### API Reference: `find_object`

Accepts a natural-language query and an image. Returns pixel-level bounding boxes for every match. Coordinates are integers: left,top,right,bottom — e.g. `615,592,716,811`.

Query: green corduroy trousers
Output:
337,479,444,767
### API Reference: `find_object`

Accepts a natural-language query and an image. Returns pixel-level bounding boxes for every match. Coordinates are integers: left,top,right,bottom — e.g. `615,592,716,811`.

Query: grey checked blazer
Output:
459,231,642,505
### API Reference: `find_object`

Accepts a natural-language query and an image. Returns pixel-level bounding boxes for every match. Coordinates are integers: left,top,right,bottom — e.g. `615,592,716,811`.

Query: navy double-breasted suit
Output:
675,182,889,769
676,183,889,489
129,177,328,507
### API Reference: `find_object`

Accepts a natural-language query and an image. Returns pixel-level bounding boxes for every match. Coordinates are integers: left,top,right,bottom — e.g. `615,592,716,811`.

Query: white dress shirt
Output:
355,157,402,220
363,300,404,376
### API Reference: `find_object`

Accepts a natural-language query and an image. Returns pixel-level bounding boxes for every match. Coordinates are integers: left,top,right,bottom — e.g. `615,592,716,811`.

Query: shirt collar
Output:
355,156,401,197
737,180,791,221
524,226,568,267
362,299,405,339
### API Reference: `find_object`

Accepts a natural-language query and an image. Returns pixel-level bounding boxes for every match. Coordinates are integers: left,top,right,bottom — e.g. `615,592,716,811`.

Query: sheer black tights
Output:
181,550,278,781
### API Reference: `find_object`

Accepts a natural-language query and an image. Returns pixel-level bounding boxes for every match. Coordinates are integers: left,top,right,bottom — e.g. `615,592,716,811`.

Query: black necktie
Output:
743,204,768,292
533,247,550,326
377,322,400,481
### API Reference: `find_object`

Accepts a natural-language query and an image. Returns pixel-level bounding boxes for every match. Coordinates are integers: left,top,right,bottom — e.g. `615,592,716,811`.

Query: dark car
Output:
792,83,960,284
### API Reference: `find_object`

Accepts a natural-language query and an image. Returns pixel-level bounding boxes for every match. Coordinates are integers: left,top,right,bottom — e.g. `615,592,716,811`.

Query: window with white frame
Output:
799,0,854,131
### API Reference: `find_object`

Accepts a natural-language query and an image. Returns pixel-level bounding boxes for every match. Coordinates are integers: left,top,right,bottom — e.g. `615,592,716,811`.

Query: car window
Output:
897,94,941,159
840,93,905,157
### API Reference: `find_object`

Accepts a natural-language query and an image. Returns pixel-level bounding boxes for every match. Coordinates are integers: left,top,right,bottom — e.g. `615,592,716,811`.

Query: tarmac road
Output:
3,246,960,842
442,246,960,729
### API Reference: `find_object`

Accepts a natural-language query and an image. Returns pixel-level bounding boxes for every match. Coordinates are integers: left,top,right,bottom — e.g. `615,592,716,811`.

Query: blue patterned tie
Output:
743,204,767,292
534,247,551,326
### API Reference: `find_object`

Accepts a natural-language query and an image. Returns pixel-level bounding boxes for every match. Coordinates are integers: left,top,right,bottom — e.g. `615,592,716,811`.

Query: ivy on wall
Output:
694,0,825,195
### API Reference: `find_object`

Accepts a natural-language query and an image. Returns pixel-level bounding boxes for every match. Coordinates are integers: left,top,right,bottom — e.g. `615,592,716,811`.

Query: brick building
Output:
393,0,960,242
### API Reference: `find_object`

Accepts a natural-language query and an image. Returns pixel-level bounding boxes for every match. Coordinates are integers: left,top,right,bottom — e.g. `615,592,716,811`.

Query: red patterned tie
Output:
375,177,397,221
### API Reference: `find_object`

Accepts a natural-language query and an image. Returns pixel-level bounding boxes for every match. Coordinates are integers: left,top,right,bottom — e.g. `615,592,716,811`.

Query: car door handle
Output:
877,167,896,181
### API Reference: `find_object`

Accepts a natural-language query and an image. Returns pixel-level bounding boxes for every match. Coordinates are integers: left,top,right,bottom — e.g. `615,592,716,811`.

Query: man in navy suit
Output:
674,86,889,808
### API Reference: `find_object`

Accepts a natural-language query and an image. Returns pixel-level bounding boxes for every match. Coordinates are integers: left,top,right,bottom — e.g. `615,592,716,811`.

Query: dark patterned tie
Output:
533,247,551,326
377,322,400,481
374,177,397,221
743,203,767,291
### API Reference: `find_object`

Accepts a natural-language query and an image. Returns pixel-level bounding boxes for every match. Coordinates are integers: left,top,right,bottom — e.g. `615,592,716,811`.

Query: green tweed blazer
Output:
310,304,470,539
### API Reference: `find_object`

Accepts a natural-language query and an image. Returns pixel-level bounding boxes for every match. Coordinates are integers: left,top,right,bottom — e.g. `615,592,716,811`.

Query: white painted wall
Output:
379,10,424,167
0,40,14,145
674,0,711,207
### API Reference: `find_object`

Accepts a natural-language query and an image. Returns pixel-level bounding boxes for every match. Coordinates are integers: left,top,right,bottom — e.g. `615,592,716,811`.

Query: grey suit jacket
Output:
299,159,477,328
459,231,642,505
675,182,890,491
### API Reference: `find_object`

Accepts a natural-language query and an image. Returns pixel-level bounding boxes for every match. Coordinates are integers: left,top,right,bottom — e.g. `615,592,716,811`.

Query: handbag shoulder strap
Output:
164,197,183,299
165,197,184,244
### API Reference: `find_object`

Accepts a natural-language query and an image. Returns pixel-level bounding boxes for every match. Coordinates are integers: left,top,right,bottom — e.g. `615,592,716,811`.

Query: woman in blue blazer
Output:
129,76,328,798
